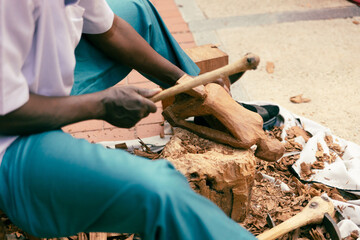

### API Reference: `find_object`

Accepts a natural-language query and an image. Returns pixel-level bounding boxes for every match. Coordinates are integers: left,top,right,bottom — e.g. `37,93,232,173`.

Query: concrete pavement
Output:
175,0,360,144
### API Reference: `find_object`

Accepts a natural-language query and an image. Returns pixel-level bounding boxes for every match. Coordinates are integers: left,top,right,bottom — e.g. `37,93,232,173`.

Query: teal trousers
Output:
0,0,256,239
71,0,199,94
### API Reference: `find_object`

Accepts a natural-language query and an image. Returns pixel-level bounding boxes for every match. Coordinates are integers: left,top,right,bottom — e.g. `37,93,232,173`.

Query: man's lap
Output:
0,130,187,237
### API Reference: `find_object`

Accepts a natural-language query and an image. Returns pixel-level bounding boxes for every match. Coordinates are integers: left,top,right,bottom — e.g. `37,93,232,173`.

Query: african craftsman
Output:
0,0,266,239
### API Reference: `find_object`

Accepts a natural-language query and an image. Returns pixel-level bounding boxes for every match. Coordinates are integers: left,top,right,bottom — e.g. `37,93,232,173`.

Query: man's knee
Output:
136,160,189,200
106,0,152,26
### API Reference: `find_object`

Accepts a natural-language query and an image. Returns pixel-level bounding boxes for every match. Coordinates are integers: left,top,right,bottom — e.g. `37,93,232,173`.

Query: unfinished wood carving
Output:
161,128,256,222
163,82,285,161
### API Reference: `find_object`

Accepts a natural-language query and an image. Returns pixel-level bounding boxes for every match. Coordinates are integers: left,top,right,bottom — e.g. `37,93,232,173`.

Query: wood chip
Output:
290,94,311,104
300,162,313,179
284,140,303,152
115,142,128,149
324,135,344,157
266,61,275,74
133,149,160,159
310,228,326,240
286,126,312,142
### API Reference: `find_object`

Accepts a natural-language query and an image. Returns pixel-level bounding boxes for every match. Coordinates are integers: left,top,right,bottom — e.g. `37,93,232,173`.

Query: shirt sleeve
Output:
0,0,34,115
78,0,115,34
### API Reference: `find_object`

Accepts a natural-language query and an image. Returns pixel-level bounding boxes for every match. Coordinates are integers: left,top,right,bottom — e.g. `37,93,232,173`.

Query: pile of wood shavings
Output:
241,125,359,239
299,134,344,181
3,127,359,240
113,127,357,239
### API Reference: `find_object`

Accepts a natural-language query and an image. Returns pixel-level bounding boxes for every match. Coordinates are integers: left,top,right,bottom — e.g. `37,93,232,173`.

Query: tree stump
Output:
161,128,256,222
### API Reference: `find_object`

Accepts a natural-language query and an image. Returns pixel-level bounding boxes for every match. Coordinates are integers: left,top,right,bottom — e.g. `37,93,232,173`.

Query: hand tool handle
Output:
257,196,334,240
149,53,260,103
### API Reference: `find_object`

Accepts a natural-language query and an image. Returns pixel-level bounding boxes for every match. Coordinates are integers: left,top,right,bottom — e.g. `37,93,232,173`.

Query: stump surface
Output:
161,128,256,222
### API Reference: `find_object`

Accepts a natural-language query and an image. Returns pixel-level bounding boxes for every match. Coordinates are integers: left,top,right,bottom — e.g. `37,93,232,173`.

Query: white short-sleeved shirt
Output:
0,0,114,162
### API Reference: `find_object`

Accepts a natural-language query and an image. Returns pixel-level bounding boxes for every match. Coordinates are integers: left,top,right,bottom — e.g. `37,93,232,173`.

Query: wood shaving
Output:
284,139,303,152
300,162,314,179
290,94,311,104
286,126,312,142
300,134,346,178
242,126,359,239
325,135,344,157
310,228,326,240
267,126,283,141
115,142,128,149
266,61,275,74
343,230,359,240
133,149,160,159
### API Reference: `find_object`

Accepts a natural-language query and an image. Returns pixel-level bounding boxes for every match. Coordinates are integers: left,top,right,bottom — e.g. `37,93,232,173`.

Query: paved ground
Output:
176,0,360,144
65,0,360,146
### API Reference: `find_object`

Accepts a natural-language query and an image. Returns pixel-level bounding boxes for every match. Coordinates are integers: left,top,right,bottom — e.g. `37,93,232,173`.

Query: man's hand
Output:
99,86,161,128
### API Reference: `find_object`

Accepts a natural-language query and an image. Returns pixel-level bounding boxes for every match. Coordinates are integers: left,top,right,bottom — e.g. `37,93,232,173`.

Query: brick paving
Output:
62,0,196,143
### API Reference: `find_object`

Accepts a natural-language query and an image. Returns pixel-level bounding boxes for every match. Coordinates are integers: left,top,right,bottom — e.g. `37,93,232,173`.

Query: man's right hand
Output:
99,86,161,128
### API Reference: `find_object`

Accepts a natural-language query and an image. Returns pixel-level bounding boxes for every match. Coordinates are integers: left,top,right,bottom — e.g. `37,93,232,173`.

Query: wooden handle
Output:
257,196,335,240
149,53,260,103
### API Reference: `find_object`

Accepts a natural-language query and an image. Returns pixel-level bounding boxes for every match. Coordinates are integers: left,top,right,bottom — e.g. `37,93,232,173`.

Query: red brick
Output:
167,23,190,33
127,70,148,84
132,81,160,89
154,0,177,4
136,123,163,139
103,121,116,129
137,111,164,125
115,78,128,86
71,128,137,142
162,17,185,25
172,32,195,43
155,3,178,12
158,10,182,19
155,101,163,108
62,120,104,133
180,42,197,49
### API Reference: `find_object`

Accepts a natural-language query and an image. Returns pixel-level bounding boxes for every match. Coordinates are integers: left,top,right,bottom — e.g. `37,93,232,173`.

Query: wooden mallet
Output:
257,195,340,240
149,53,260,103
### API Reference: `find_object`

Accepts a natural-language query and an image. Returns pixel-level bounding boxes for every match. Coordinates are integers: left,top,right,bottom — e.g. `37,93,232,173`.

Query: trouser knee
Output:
140,160,189,197
106,0,154,33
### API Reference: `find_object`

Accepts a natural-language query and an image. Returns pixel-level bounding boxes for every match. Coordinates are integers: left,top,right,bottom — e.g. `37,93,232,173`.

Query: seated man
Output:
0,0,255,239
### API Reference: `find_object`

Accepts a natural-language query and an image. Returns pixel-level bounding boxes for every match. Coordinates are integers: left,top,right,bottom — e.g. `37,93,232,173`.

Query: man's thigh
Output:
0,130,184,237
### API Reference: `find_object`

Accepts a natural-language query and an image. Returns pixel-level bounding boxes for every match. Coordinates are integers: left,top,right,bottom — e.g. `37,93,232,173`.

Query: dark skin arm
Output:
0,14,227,136
85,15,230,90
85,15,186,86
0,86,161,135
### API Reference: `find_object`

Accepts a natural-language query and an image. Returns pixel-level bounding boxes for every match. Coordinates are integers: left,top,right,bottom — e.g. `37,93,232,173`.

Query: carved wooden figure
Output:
162,75,284,162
